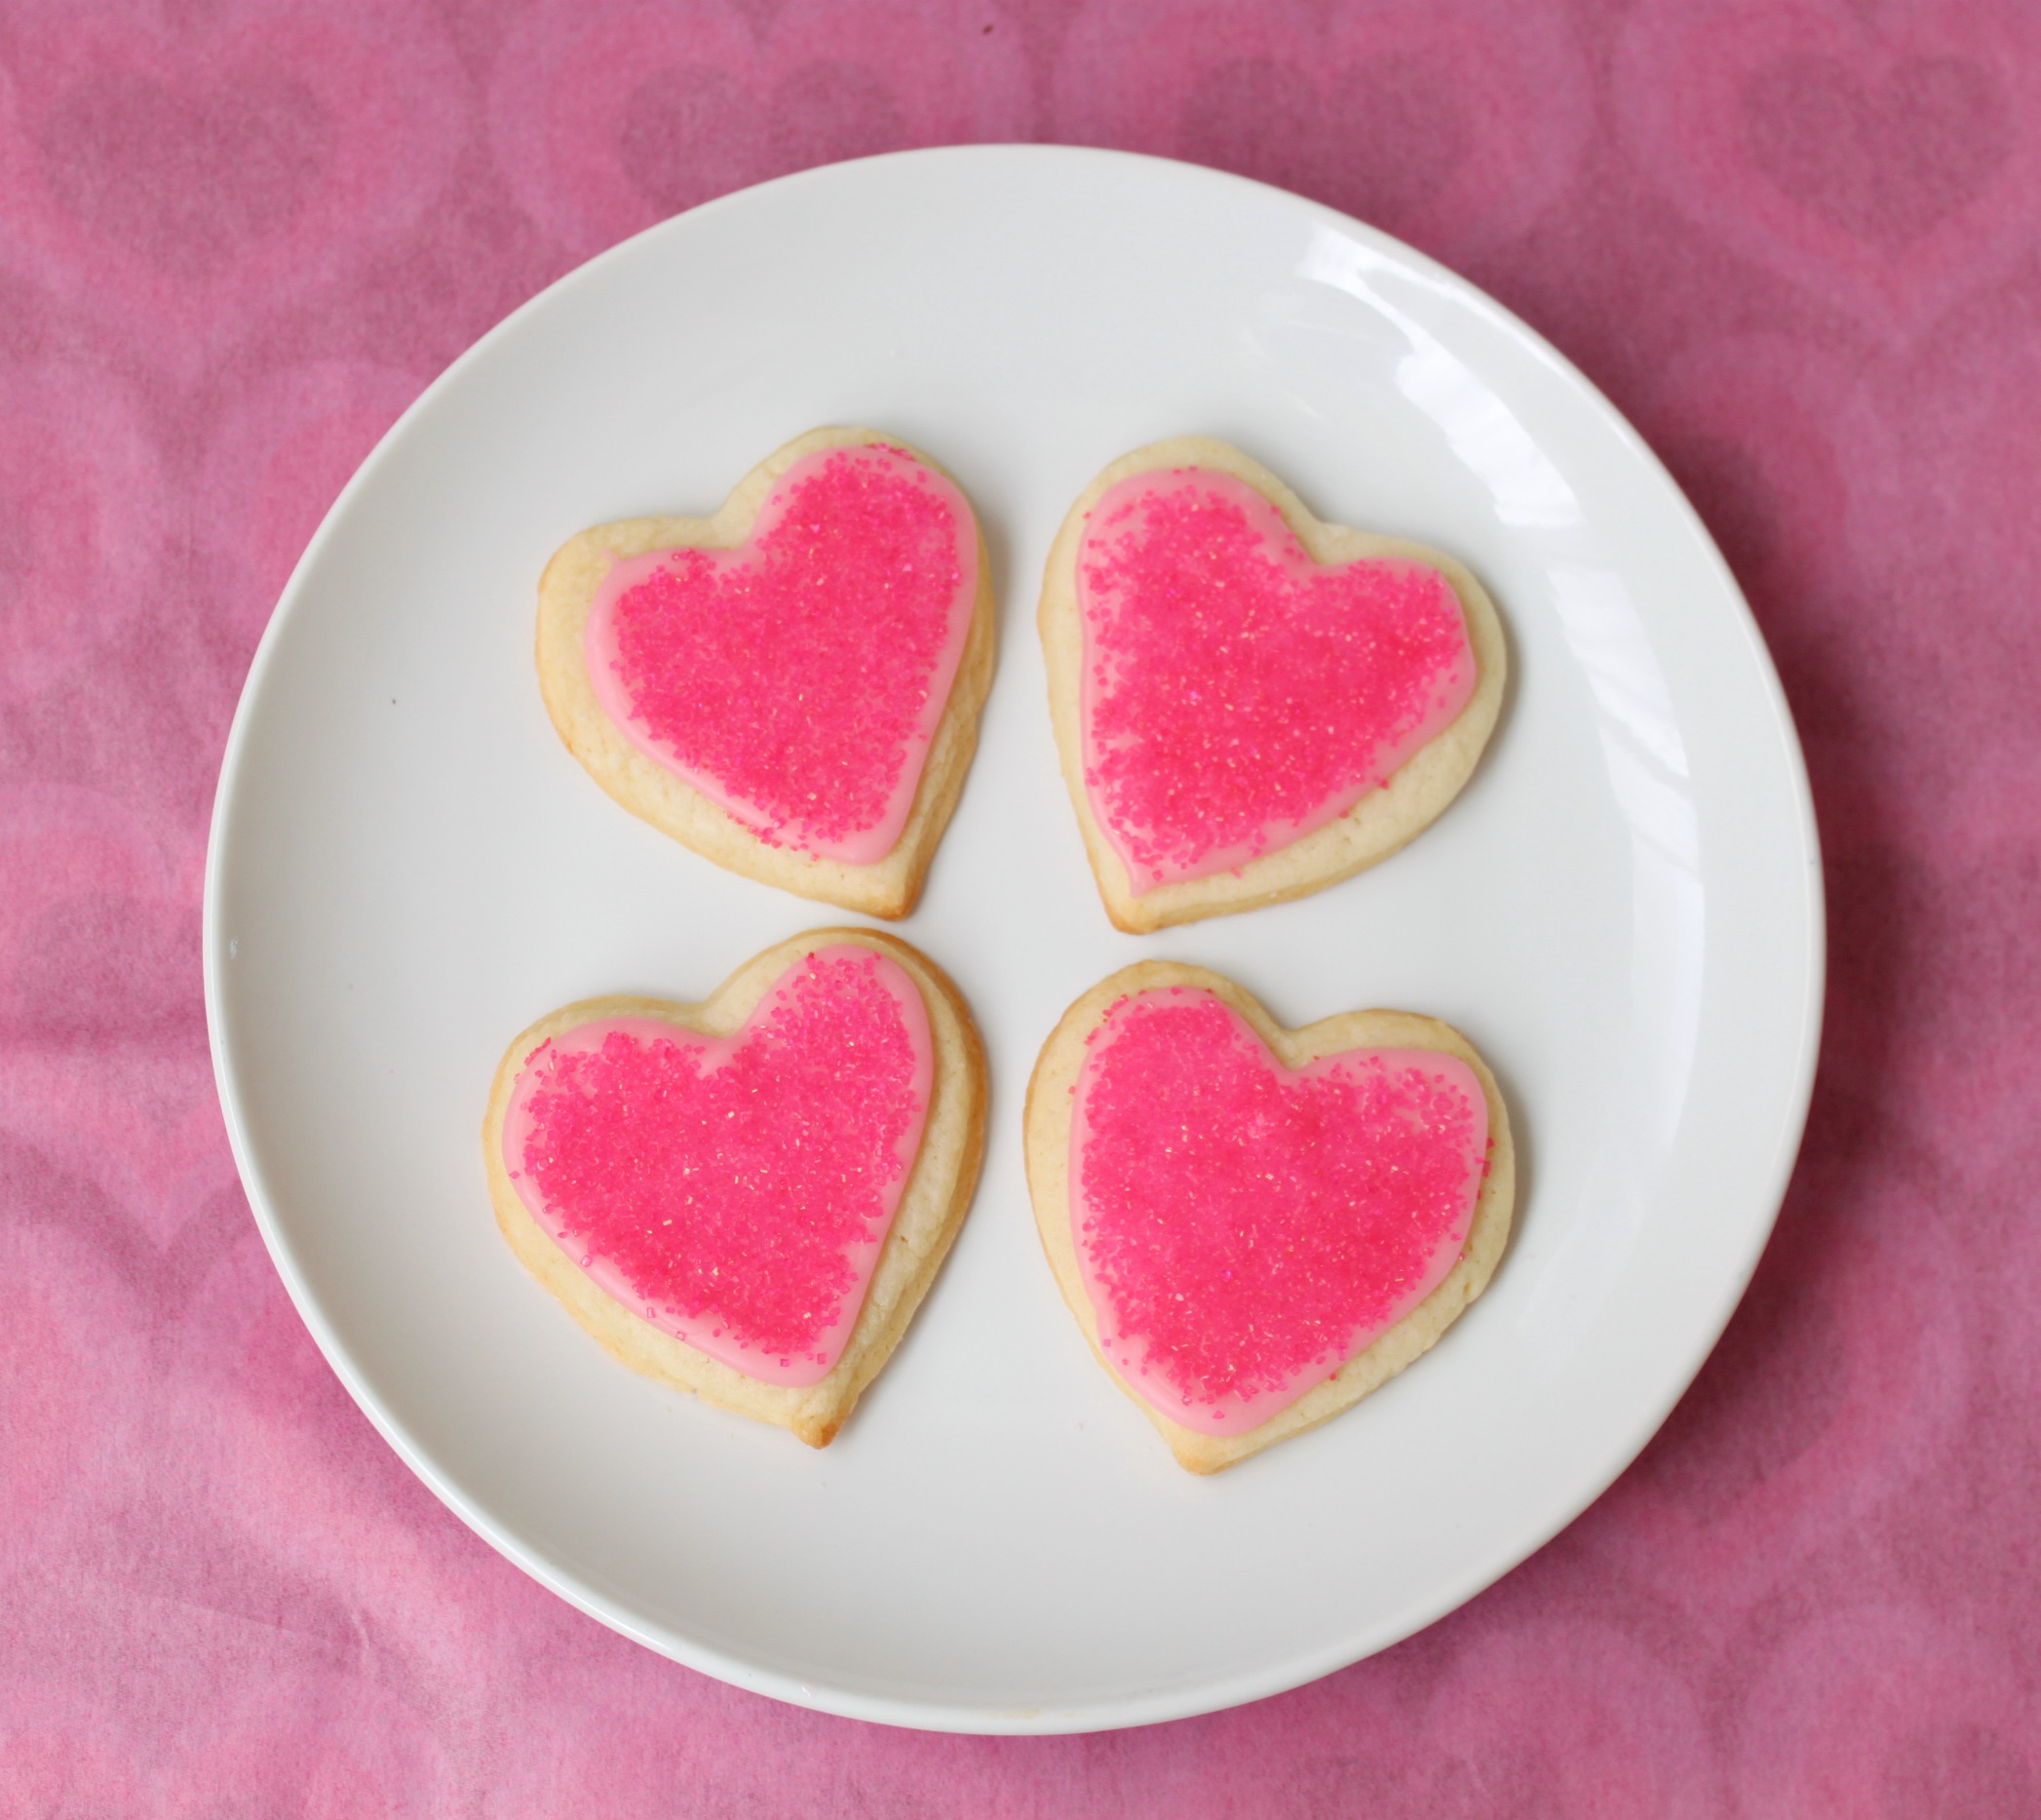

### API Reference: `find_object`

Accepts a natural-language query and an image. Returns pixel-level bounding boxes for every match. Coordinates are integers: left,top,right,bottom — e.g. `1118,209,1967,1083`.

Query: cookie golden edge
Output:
1022,959,1516,1474
537,426,999,920
1037,436,1507,933
482,928,988,1449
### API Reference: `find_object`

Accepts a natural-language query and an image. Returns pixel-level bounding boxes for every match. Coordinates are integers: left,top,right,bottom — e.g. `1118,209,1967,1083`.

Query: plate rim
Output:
203,142,1826,1734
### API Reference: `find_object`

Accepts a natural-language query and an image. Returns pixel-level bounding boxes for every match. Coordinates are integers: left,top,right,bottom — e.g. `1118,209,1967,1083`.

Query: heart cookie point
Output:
485,930,987,1445
1027,962,1515,1472
1041,438,1505,931
539,429,997,917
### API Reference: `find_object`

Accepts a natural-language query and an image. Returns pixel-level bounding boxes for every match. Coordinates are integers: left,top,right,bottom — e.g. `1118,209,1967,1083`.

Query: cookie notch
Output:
538,427,998,918
1023,960,1516,1473
1038,436,1507,932
483,929,987,1448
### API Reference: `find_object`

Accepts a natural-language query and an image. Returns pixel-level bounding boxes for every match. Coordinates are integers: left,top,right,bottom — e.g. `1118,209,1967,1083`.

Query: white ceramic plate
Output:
205,146,1822,1733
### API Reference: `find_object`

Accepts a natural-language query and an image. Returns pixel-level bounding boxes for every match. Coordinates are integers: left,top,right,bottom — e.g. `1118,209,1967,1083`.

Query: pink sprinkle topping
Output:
1069,990,1486,1434
587,445,977,864
504,947,932,1387
1077,468,1476,890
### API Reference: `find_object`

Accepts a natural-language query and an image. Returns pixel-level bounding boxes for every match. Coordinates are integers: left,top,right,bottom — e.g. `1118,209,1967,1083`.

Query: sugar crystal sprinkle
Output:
605,445,970,855
1078,469,1475,887
1073,992,1483,1430
519,951,923,1365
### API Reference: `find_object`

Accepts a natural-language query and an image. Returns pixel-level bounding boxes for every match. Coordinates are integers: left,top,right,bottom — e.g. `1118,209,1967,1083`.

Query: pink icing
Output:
503,946,932,1386
587,444,978,864
1076,468,1477,892
1068,988,1487,1435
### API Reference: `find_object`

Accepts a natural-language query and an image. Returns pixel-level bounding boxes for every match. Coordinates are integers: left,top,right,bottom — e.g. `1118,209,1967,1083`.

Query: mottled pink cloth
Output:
3,0,2037,1809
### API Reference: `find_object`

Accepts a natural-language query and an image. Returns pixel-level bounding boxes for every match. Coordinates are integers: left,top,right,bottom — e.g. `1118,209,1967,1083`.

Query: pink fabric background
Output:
3,0,2037,1809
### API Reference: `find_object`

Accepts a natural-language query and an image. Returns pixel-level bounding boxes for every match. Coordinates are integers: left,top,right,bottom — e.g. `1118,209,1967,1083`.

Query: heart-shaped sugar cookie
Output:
483,930,985,1447
1025,962,1514,1472
538,428,997,918
1039,437,1505,931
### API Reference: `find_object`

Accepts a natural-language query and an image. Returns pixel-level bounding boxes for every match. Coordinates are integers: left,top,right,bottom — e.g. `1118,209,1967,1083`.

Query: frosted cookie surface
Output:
540,428,997,917
1039,437,1505,931
1025,960,1515,1473
484,930,986,1448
